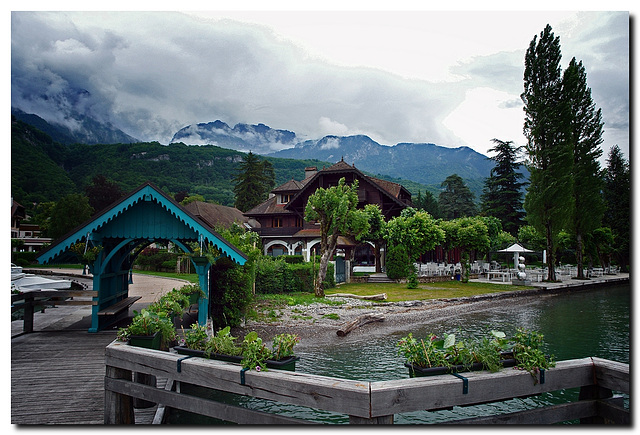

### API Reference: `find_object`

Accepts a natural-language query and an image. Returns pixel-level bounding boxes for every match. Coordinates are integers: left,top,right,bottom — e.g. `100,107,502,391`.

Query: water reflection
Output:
173,285,629,424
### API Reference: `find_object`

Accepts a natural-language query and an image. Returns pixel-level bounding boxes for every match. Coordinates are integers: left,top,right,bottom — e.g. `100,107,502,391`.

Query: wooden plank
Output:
591,357,629,394
105,341,372,418
445,400,597,424
98,296,141,316
597,397,630,425
369,358,595,417
105,377,310,424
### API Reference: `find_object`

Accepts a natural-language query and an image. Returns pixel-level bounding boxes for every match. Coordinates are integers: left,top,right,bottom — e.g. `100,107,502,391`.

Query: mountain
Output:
271,135,495,198
170,120,297,155
11,107,139,145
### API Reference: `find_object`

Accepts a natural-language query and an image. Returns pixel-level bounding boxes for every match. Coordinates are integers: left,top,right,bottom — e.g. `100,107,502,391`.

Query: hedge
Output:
254,257,335,294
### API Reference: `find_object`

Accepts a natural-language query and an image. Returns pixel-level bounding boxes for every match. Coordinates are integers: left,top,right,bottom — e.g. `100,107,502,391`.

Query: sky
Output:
9,6,631,160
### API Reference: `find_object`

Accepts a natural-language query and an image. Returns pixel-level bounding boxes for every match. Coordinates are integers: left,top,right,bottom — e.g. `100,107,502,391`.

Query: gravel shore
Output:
231,291,547,348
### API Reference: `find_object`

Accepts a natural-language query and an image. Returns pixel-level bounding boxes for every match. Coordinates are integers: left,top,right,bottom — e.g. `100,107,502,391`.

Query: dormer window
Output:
279,193,293,204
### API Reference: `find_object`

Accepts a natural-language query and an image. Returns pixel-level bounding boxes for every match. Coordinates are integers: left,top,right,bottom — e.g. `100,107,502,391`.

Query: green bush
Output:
209,257,253,330
281,255,304,264
386,244,411,280
254,257,335,294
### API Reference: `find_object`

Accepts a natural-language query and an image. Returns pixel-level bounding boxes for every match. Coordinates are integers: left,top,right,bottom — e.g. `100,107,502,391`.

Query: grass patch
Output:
131,270,199,283
326,281,535,302
322,313,340,320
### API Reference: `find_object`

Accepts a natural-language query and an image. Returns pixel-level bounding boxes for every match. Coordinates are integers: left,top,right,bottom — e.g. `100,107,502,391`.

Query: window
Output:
272,217,283,228
295,217,303,227
280,193,293,204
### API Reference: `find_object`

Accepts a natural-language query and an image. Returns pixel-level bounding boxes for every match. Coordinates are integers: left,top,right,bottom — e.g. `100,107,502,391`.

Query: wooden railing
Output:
104,340,629,425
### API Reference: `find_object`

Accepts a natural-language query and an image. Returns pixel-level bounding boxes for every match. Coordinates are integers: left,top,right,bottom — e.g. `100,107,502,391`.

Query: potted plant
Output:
179,284,206,306
175,328,300,371
116,309,176,350
148,290,190,322
512,328,556,384
398,330,515,377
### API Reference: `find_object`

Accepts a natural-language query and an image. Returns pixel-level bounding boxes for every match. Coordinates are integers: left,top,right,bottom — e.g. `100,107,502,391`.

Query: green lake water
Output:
170,283,630,424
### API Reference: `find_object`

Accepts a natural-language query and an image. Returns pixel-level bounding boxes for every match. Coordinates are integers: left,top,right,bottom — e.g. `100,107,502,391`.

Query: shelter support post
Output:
191,256,212,326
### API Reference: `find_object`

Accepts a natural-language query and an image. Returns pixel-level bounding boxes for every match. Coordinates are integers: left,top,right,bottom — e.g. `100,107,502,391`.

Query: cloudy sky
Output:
10,7,630,159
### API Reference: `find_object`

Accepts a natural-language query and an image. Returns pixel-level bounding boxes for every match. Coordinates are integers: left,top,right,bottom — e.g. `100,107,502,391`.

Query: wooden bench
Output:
98,296,142,316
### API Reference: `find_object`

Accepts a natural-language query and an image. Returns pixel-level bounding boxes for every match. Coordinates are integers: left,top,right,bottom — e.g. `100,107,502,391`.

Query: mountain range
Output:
12,105,498,201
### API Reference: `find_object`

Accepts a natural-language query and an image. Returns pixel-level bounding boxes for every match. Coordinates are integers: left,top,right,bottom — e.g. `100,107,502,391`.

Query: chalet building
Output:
244,159,412,267
11,199,52,252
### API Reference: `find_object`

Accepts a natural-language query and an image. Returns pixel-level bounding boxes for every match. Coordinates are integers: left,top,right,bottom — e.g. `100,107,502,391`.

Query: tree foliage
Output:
385,208,445,279
84,174,125,213
361,204,387,273
47,193,94,240
305,178,370,297
603,145,630,270
522,24,574,281
480,139,526,235
562,57,605,278
438,174,477,219
232,151,276,212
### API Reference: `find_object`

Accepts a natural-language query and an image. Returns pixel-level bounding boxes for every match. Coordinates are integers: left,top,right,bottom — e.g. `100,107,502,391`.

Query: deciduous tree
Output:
563,57,605,279
305,178,369,297
522,24,573,281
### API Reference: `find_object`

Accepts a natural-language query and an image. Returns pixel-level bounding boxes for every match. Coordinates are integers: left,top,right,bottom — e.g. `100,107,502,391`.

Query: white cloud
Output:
10,10,630,161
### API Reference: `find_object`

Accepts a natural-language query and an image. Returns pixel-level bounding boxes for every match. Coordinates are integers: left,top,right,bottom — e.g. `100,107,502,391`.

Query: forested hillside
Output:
11,117,432,210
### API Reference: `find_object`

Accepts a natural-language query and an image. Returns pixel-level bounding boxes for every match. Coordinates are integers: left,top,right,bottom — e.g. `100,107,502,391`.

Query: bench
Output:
97,296,141,316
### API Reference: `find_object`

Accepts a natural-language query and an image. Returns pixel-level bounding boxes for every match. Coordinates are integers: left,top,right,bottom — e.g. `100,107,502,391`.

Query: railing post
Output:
104,365,135,424
578,384,613,424
23,293,34,333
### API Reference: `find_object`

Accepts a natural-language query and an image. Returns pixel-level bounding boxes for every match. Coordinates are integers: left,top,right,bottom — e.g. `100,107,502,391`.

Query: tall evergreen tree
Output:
562,57,605,278
414,189,439,218
232,152,276,212
438,174,476,219
480,139,526,235
603,145,630,271
521,24,574,282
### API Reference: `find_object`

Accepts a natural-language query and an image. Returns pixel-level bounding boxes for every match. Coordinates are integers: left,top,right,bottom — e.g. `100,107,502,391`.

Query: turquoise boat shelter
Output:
36,182,247,332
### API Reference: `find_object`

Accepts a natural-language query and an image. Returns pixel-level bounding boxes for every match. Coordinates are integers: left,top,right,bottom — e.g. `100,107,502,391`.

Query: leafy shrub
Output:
208,257,252,330
386,244,411,280
254,257,334,293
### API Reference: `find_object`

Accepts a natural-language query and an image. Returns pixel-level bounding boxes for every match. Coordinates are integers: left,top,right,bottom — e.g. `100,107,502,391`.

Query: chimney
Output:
304,166,318,179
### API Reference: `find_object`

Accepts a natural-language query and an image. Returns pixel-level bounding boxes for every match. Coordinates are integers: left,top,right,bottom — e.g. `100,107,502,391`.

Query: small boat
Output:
11,264,72,292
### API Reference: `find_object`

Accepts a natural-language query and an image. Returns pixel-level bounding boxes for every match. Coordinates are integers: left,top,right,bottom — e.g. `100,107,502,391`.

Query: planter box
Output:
406,353,517,378
129,332,161,350
174,346,299,371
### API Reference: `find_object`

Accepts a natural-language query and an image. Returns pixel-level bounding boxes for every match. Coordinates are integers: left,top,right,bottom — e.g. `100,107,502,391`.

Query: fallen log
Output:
327,293,387,301
336,313,385,337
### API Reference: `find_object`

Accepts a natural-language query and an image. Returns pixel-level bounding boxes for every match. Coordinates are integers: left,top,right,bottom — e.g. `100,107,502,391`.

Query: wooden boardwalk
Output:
11,329,164,424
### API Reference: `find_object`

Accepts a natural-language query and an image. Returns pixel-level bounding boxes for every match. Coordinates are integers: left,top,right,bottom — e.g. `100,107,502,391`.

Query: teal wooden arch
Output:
36,182,247,332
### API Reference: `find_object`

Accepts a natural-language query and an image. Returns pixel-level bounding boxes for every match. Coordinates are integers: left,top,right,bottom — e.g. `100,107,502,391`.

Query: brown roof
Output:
272,178,305,192
243,196,294,217
184,201,248,229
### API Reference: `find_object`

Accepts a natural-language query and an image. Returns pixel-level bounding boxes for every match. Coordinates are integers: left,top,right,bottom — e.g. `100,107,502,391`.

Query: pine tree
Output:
522,24,574,282
480,139,526,236
438,174,476,219
603,145,630,271
562,57,605,278
232,152,275,212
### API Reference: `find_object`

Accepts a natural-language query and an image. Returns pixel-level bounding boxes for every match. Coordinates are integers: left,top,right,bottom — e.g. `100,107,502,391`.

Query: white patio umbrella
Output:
497,243,534,269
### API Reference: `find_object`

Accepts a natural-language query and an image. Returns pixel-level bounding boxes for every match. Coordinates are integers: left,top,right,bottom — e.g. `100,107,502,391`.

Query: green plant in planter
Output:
204,326,242,357
397,333,451,369
271,333,300,360
149,291,189,318
241,331,273,371
179,284,206,304
468,330,509,372
181,323,209,351
116,309,176,349
512,328,556,384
